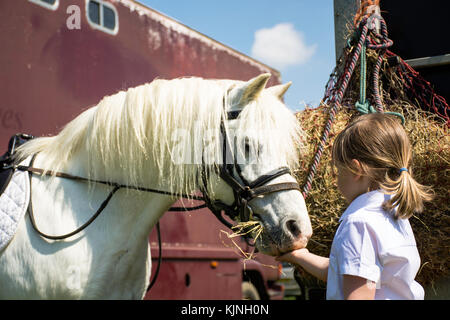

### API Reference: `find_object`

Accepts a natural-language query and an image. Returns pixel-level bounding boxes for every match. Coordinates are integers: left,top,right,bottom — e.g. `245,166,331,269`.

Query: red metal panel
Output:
0,0,280,148
146,257,242,300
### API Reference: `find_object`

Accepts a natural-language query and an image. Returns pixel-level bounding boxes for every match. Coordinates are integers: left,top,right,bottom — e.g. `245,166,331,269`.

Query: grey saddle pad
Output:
0,159,31,252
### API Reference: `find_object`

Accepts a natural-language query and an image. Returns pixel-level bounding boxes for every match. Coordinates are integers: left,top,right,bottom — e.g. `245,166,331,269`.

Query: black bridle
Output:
199,110,302,229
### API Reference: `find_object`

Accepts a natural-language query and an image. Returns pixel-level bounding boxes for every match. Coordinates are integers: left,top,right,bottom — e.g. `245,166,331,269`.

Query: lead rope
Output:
302,16,370,198
354,15,405,123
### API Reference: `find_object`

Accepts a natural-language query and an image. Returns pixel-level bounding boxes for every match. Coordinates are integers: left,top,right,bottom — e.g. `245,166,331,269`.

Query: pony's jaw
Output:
211,179,312,256
211,166,313,256
256,231,311,256
251,190,312,256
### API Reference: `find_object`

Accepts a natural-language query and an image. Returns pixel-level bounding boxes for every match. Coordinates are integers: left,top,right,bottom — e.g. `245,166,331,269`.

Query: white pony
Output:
0,74,312,299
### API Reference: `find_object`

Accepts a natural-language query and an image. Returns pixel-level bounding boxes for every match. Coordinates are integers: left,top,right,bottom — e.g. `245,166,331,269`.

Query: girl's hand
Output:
276,248,310,265
276,248,329,282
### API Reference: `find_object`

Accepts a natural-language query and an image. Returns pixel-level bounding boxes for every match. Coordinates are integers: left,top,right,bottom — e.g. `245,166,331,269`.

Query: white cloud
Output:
251,23,317,70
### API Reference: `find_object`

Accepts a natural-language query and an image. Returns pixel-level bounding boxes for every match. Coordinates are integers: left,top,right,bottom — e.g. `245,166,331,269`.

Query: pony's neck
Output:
45,148,175,238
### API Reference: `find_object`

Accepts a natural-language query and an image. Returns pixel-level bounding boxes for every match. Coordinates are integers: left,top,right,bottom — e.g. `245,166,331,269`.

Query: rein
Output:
16,153,204,293
18,154,207,241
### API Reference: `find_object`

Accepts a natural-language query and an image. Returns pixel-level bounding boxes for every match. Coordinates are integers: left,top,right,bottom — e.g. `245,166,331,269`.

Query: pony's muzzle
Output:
282,218,311,249
285,219,301,238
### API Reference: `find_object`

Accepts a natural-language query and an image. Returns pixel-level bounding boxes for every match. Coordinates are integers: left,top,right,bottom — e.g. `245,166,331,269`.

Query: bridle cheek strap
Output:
208,163,301,225
200,108,303,227
237,180,301,223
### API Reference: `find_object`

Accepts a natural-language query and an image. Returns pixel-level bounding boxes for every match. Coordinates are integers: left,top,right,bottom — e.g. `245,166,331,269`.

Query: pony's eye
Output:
252,212,262,221
244,142,251,155
244,141,263,159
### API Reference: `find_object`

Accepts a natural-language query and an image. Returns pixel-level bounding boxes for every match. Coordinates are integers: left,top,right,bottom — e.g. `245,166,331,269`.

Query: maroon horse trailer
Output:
0,0,285,300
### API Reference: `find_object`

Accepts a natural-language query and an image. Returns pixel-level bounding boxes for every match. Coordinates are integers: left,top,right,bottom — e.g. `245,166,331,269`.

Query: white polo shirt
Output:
326,190,424,300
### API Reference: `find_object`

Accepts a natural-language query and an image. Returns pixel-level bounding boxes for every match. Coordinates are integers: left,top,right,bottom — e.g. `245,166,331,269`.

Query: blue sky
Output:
140,0,336,112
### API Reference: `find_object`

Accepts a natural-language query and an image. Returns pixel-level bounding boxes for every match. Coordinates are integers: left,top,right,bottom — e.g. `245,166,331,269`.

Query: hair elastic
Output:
399,167,408,173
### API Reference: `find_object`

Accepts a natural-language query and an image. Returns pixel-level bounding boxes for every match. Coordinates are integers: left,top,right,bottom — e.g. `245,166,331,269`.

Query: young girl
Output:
277,113,433,300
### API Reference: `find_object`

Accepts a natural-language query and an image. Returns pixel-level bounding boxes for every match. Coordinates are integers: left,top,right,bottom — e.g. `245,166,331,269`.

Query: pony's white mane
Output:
16,77,304,196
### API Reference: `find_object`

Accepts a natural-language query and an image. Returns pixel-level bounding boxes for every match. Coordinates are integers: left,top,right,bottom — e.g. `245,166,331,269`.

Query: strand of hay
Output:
219,221,277,271
219,221,261,264
295,102,449,292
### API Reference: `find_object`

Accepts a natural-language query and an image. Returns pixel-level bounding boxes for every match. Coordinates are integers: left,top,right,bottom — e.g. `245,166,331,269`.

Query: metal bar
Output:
405,54,450,69
334,0,360,63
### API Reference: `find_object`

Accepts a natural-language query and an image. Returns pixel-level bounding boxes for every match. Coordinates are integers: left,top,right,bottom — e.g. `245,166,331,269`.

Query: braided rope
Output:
302,18,370,198
365,16,405,122
371,53,384,112
302,14,406,198
366,15,390,113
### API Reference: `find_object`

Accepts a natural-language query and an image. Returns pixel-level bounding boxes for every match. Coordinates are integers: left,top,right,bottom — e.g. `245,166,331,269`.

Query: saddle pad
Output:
0,159,30,252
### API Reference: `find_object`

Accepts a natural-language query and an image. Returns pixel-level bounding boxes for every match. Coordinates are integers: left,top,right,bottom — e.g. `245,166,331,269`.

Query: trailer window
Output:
86,0,119,36
28,0,59,11
88,1,100,25
103,6,116,30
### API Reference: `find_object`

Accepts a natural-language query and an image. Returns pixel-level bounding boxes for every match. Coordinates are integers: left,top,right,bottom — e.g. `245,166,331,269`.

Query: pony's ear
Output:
229,73,271,107
266,82,292,101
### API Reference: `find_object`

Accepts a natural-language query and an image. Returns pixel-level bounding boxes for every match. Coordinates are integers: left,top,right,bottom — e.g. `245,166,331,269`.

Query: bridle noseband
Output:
199,109,302,229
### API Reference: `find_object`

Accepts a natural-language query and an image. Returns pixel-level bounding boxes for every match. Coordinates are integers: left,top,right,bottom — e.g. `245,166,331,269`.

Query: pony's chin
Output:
256,243,290,257
256,245,279,256
257,239,309,257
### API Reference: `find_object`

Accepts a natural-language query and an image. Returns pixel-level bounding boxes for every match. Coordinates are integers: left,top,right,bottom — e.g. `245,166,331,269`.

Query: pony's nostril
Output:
286,219,301,238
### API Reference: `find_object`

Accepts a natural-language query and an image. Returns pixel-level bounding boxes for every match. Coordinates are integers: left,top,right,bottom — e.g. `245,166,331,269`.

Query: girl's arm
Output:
276,249,329,282
343,275,376,300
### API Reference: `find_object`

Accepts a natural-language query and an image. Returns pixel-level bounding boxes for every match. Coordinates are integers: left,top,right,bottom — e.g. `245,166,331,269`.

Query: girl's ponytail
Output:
381,168,434,219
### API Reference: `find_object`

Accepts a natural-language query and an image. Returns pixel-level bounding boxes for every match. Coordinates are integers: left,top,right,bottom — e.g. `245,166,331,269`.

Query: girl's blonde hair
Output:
332,113,433,219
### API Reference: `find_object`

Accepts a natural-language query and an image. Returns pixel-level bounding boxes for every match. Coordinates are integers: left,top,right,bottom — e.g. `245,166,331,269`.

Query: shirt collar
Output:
339,189,392,222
